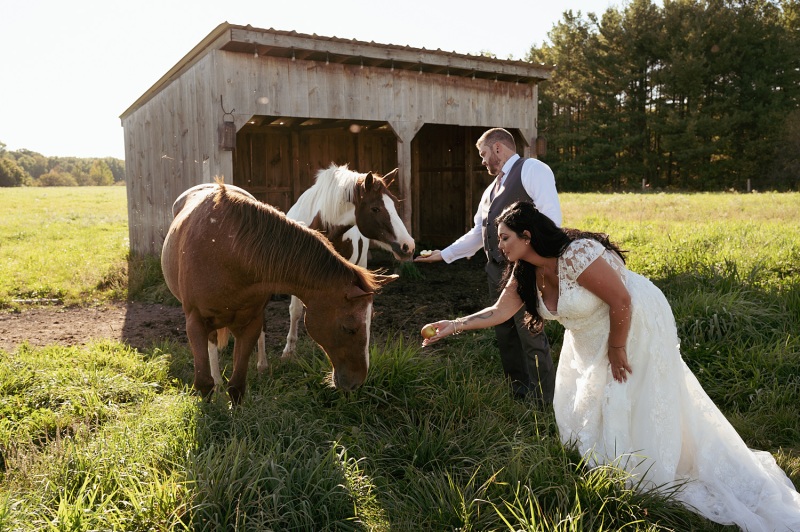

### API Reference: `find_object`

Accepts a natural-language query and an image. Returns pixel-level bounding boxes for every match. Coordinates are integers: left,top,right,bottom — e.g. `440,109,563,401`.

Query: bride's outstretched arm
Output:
421,280,523,345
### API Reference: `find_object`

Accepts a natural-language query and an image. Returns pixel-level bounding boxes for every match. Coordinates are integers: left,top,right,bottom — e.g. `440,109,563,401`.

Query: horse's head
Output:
303,272,398,391
353,170,415,261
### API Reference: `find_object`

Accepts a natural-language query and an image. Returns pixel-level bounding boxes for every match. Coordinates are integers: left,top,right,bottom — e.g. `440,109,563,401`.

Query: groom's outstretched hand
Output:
414,250,443,263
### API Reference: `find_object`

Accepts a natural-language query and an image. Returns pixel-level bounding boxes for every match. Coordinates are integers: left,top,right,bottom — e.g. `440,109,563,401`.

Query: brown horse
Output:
209,165,415,388
161,181,397,403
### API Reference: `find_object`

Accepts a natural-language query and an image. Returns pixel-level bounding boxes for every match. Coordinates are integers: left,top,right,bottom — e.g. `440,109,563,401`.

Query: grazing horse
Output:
281,164,415,359
161,181,397,403
208,164,415,388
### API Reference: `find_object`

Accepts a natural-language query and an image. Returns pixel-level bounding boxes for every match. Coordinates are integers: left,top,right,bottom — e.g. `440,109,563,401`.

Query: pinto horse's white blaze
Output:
369,194,414,259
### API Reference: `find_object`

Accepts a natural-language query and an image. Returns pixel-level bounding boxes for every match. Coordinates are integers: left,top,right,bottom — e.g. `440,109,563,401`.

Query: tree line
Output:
0,142,124,187
3,1,797,192
528,0,799,191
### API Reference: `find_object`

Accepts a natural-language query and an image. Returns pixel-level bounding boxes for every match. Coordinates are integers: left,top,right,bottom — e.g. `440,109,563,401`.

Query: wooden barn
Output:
120,22,552,256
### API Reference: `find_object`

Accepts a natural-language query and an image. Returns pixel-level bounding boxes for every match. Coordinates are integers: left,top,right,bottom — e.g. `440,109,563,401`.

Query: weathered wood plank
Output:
123,29,545,255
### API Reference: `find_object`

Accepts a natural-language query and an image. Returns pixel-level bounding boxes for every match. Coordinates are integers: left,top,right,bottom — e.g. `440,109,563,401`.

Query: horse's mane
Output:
211,184,382,292
308,163,380,228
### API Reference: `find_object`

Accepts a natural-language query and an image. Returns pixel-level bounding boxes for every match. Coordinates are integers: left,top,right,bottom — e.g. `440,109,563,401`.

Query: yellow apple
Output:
421,324,437,339
420,250,432,258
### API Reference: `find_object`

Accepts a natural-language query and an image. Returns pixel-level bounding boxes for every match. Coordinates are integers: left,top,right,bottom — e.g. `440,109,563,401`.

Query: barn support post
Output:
464,128,476,233
527,83,540,160
291,130,301,204
518,127,536,160
388,119,424,237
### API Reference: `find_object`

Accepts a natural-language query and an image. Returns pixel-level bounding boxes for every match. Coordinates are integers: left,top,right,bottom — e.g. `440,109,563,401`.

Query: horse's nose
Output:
401,243,412,254
334,373,364,392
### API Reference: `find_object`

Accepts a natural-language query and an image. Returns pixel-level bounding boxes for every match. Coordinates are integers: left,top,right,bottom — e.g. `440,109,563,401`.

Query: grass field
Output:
0,186,129,307
1,188,799,530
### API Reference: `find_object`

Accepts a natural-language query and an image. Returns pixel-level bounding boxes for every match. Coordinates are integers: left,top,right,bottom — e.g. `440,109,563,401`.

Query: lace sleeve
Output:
561,239,606,282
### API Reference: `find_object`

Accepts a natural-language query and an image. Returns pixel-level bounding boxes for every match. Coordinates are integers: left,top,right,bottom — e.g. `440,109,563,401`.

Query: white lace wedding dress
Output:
540,238,800,531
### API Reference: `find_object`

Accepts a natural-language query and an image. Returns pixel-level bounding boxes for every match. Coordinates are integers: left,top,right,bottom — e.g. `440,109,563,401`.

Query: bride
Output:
421,200,800,531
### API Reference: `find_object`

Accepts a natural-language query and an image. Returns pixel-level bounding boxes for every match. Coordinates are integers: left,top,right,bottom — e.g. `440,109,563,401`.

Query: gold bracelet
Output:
452,318,464,335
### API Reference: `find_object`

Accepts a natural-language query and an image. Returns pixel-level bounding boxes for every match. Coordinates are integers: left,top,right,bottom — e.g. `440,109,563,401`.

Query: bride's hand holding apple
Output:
420,320,456,346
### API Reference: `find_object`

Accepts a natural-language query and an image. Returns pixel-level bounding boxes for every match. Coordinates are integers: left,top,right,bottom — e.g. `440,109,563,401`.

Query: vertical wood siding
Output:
124,49,540,255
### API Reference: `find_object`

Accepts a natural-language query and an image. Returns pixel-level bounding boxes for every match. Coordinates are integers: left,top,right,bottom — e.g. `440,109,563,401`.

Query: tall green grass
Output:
0,187,129,307
1,338,718,531
1,189,799,530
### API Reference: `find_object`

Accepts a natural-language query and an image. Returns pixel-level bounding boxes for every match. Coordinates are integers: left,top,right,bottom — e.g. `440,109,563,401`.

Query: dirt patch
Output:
0,255,490,354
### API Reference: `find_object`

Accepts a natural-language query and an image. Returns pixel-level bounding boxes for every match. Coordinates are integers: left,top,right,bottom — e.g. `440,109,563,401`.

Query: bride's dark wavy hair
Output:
496,201,627,333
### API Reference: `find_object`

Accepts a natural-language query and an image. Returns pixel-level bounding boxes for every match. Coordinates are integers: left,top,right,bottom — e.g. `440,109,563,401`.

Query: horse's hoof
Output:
194,381,215,400
227,386,244,405
193,387,215,402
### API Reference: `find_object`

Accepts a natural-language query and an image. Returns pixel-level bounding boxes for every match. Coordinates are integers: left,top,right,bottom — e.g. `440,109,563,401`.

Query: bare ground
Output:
0,255,490,354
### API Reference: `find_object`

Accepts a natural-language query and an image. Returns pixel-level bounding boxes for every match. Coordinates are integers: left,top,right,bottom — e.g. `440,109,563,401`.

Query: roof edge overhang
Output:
121,22,554,121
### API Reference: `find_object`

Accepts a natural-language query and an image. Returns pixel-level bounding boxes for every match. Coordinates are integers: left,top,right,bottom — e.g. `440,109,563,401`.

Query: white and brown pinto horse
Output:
161,181,397,403
281,164,414,358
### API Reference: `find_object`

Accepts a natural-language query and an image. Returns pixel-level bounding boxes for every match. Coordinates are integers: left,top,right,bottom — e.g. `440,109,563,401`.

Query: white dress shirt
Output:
440,154,562,263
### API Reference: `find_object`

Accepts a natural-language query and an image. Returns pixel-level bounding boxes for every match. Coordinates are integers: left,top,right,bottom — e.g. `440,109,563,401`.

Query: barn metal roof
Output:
122,22,552,119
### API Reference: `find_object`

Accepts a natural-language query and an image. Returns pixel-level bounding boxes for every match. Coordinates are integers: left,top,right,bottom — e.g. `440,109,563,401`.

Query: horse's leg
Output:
227,318,263,404
208,341,223,387
281,295,305,359
208,328,229,388
186,310,215,398
256,329,267,374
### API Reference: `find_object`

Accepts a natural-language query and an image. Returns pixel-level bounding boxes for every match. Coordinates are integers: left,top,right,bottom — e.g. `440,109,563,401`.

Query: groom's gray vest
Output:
482,157,533,264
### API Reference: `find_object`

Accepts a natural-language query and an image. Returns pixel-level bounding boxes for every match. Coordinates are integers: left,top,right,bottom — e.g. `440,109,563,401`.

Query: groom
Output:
415,128,562,405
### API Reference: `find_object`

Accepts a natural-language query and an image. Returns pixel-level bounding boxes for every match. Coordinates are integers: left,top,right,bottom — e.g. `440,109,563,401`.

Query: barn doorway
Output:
232,119,524,248
413,124,496,248
233,117,398,213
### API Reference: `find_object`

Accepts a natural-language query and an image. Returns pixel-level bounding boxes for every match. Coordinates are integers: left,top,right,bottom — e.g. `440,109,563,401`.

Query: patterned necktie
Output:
491,171,504,201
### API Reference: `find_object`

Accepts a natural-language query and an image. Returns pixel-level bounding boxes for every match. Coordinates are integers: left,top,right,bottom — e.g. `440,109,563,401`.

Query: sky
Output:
0,0,623,160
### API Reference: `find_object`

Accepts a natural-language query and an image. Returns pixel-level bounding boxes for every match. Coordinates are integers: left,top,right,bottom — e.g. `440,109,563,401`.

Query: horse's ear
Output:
383,168,398,189
346,284,373,300
357,173,374,200
374,273,399,286
346,273,399,299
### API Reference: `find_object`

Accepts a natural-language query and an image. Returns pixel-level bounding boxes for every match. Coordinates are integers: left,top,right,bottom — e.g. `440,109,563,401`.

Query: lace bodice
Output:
539,238,626,331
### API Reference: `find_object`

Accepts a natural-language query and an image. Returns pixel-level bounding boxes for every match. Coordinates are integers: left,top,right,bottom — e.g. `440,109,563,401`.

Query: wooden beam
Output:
229,27,553,81
291,130,301,204
387,119,424,234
